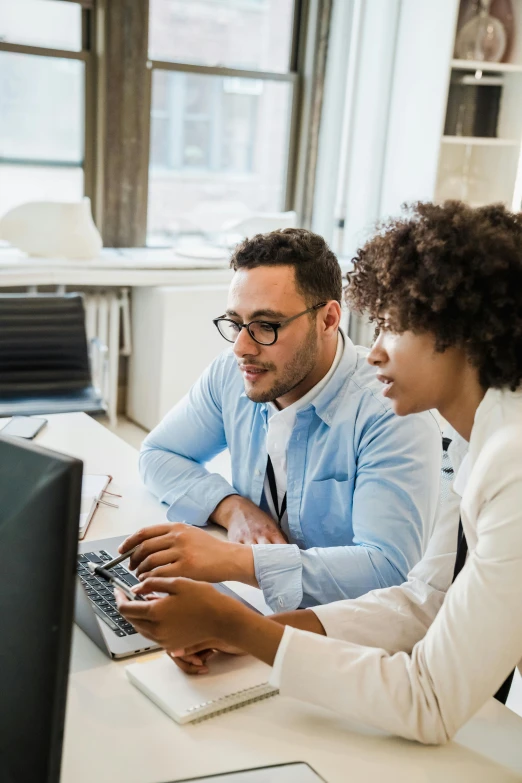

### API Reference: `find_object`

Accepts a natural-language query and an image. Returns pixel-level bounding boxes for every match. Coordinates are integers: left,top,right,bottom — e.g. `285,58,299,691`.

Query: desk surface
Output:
0,248,234,287
17,413,522,783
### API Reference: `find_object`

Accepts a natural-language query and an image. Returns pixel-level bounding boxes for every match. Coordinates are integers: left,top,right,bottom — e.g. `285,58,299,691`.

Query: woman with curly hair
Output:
116,201,522,745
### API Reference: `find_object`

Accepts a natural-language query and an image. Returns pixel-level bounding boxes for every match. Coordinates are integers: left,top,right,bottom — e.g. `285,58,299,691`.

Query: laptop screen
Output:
0,434,82,783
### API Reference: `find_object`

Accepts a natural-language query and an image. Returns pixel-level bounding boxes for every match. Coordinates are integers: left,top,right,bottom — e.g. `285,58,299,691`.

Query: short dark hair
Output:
346,200,522,390
230,228,343,304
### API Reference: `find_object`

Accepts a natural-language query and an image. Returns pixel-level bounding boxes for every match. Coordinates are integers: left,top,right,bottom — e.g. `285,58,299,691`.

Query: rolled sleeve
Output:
252,544,303,612
166,473,237,526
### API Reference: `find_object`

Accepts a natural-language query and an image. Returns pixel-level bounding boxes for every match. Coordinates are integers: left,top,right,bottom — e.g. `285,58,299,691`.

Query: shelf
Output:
451,58,522,73
442,136,519,146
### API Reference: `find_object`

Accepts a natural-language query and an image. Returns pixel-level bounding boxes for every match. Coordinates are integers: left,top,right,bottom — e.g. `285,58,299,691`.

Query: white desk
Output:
24,413,522,783
0,248,233,288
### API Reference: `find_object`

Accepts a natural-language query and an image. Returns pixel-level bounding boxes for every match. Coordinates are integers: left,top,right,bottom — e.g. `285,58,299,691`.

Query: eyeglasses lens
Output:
216,319,276,345
217,320,241,342
248,322,277,345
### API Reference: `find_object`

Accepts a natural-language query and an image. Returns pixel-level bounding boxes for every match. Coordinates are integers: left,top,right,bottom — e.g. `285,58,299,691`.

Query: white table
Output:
24,413,522,783
0,248,233,288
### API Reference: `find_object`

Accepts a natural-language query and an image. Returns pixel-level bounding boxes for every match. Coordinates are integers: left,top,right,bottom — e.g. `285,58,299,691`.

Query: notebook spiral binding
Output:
188,683,279,724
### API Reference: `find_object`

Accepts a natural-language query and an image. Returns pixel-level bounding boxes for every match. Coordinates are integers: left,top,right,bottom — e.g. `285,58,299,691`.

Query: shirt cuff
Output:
269,625,294,688
252,544,303,613
166,474,238,527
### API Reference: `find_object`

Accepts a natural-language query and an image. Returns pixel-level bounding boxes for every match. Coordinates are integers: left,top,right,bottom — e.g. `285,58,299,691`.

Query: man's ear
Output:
322,301,342,334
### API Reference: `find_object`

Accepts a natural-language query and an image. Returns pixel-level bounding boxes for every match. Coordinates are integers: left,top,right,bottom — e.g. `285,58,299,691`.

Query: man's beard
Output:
244,325,319,403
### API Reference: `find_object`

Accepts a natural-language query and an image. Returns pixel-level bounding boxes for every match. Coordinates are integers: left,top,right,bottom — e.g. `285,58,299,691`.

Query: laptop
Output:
0,434,82,783
76,534,260,659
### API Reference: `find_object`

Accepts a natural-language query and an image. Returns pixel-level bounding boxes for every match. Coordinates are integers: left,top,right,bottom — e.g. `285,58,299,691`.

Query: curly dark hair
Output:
230,228,343,304
346,201,522,390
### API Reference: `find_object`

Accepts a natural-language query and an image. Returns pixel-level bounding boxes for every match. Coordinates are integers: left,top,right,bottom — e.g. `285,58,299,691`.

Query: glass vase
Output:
455,0,507,62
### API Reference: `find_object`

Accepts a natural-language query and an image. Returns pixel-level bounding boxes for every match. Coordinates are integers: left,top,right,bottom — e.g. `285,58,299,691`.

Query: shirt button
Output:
255,469,261,476
278,597,284,608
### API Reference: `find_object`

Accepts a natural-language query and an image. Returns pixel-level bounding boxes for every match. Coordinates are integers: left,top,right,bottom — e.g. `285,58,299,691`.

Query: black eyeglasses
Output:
213,303,328,346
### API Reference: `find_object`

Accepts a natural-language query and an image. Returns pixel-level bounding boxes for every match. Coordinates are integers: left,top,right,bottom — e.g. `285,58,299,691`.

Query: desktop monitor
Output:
0,434,82,783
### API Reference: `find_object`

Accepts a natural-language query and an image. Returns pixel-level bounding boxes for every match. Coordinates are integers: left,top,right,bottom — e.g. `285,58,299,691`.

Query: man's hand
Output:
212,495,287,544
118,523,257,585
115,577,246,653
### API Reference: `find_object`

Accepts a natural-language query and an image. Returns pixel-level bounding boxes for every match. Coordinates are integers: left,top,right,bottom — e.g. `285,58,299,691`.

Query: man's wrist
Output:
211,494,243,530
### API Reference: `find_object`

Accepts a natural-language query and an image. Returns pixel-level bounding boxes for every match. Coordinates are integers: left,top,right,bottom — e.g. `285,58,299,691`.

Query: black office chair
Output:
0,293,107,417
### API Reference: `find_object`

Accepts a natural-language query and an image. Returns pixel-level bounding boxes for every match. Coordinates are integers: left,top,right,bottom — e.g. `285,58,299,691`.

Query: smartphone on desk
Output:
1,416,47,439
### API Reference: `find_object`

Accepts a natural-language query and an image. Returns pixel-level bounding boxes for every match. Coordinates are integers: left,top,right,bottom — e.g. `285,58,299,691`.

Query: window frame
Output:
0,0,323,246
151,70,262,175
147,0,304,214
0,0,96,205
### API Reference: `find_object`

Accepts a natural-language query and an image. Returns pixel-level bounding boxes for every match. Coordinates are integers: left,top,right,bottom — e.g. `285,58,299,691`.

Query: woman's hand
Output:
116,575,285,670
167,640,246,675
115,576,240,652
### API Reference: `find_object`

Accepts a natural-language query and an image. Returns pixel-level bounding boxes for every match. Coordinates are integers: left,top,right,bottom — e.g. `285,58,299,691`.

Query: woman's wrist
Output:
225,542,258,586
218,600,285,666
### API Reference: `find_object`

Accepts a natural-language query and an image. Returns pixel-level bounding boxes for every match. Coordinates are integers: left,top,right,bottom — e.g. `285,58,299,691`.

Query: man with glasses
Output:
126,228,441,612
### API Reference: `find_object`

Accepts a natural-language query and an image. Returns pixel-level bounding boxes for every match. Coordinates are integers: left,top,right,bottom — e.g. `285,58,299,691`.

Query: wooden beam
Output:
302,0,333,228
97,0,150,246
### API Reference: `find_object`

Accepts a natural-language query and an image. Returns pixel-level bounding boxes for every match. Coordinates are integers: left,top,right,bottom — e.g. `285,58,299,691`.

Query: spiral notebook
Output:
125,652,278,724
79,474,112,539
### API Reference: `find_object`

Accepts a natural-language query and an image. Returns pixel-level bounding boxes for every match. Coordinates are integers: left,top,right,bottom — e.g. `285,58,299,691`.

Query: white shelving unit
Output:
451,57,522,73
435,1,522,210
441,135,519,145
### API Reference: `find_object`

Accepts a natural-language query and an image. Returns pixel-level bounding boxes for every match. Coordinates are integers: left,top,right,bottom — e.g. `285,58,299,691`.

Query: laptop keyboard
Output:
77,550,139,637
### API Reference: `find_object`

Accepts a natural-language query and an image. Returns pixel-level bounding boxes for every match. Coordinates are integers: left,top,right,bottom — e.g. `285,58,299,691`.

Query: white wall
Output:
314,0,459,345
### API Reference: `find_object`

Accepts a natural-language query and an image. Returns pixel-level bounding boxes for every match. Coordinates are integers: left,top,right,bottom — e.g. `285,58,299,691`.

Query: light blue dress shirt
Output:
139,335,442,613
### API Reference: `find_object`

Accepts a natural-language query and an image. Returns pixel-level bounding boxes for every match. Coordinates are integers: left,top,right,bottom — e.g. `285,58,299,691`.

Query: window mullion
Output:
0,41,88,60
150,60,297,83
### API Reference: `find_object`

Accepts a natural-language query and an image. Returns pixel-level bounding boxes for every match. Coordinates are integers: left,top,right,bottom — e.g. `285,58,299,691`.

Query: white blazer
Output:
270,388,522,744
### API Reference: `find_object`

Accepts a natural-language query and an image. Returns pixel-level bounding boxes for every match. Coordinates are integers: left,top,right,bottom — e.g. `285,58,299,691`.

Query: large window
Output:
147,0,298,244
0,0,90,217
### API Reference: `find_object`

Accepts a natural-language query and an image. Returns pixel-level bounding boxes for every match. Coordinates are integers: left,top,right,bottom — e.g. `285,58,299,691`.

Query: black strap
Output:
452,519,468,582
452,518,513,704
266,455,287,523
445,436,514,705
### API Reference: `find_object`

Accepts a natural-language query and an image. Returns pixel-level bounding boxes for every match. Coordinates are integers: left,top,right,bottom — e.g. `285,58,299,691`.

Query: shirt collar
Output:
267,330,344,421
311,330,358,425
240,328,359,425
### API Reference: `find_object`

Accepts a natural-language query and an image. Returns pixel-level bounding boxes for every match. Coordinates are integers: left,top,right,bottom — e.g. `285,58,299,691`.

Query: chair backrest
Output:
0,294,91,396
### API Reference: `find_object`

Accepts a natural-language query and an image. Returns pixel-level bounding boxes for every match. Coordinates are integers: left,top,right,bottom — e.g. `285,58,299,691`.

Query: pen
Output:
87,562,144,601
101,544,139,570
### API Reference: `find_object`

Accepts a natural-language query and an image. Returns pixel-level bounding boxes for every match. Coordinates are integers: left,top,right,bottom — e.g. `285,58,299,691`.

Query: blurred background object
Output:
444,71,503,137
455,0,515,61
455,0,507,61
0,293,106,418
0,198,102,259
